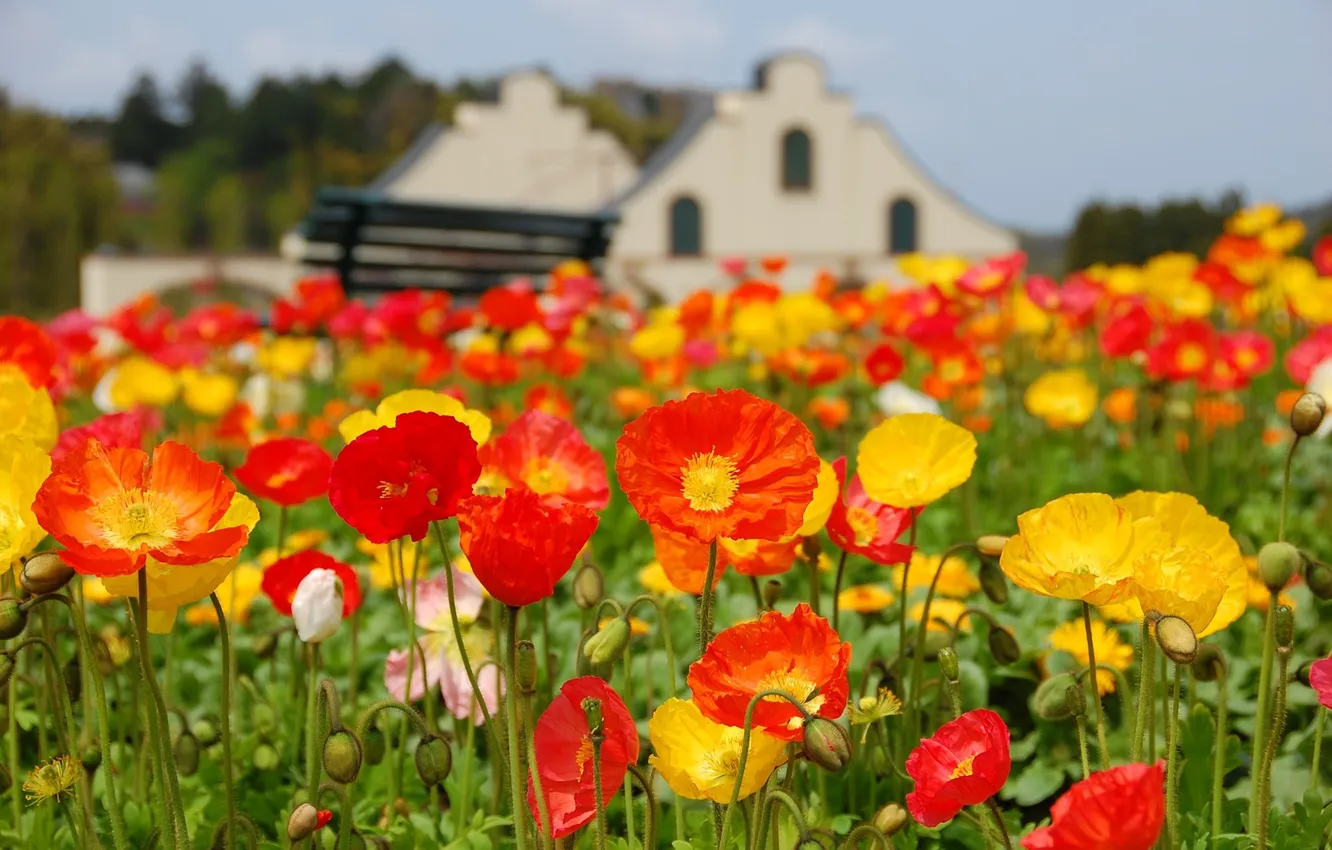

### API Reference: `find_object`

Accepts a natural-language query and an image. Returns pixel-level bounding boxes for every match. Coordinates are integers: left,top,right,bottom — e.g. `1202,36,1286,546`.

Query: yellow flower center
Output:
950,755,977,780
680,452,739,513
845,507,879,547
266,470,297,489
90,489,179,551
379,481,408,499
699,730,744,781
522,457,570,496
574,735,595,778
757,669,824,727
1176,343,1207,372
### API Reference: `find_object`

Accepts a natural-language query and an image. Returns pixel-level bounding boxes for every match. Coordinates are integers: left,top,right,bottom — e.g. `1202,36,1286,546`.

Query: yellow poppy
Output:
82,578,116,605
257,336,318,379
629,323,685,360
185,564,264,627
109,357,178,410
795,459,838,537
0,435,52,569
1047,617,1133,696
1226,203,1282,236
837,584,895,613
0,366,58,450
339,388,492,447
999,493,1142,605
1127,542,1228,635
856,413,977,508
357,538,426,590
648,697,787,803
909,598,970,633
1106,492,1248,637
180,369,240,418
730,302,784,357
775,293,840,347
1260,219,1306,254
100,495,261,633
894,551,980,599
639,561,682,596
509,322,554,356
1024,369,1098,429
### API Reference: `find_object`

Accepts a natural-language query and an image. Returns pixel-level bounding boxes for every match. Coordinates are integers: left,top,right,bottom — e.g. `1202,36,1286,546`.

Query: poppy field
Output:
3,203,1332,850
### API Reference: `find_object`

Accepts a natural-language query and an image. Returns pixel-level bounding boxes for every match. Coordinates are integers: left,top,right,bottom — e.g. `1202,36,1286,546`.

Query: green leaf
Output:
1002,759,1066,806
1177,703,1217,819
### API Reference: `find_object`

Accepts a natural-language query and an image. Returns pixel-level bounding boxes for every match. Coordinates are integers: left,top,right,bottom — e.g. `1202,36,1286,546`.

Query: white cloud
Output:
532,0,725,57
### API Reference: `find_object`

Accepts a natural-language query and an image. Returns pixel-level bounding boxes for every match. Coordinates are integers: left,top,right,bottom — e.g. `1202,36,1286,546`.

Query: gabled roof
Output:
598,91,715,213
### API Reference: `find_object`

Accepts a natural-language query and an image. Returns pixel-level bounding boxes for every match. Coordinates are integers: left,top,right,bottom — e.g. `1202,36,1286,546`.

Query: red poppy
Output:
826,457,916,565
261,550,362,617
678,290,716,336
34,440,249,577
51,411,152,465
479,285,542,331
1099,301,1153,359
527,676,638,839
0,317,57,389
616,389,820,544
235,438,334,507
461,349,520,386
1146,320,1216,382
1193,262,1249,304
1310,656,1332,710
178,303,261,346
1285,327,1332,384
1020,762,1165,850
328,411,480,543
459,486,599,608
688,603,851,741
905,708,1011,827
955,251,1025,298
1204,330,1273,391
831,291,871,329
759,255,788,277
730,280,782,307
923,343,984,400
1314,236,1332,277
864,343,905,386
483,410,608,510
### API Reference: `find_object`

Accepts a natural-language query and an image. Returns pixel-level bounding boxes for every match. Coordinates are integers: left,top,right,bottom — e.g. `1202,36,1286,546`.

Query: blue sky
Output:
2,0,1329,230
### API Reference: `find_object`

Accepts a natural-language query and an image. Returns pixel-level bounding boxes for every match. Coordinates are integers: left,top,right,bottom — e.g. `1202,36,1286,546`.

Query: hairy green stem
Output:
1130,618,1155,762
830,549,850,632
206,594,239,850
1081,603,1111,770
717,689,810,850
1255,649,1290,850
505,607,530,850
1165,662,1182,850
1249,593,1277,829
1211,659,1229,850
591,733,608,850
1074,714,1091,779
523,696,553,850
698,540,719,656
985,797,1012,849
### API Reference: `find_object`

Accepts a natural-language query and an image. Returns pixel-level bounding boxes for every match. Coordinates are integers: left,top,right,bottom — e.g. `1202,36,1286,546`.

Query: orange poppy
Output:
615,389,820,543
808,397,850,431
687,603,850,741
652,525,798,584
650,526,728,594
34,440,250,577
610,387,656,420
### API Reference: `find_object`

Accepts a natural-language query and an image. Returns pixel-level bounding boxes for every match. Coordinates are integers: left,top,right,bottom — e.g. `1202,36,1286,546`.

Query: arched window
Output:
888,198,918,254
781,128,813,191
669,196,702,257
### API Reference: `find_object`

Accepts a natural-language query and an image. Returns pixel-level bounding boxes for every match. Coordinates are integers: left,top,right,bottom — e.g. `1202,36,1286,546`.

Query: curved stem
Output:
625,595,680,701
354,698,430,741
840,824,892,850
523,695,552,849
897,509,920,673
1072,663,1134,726
1256,650,1290,850
1073,714,1091,779
1278,436,1300,543
762,789,809,837
1249,592,1278,829
430,522,497,732
209,594,238,850
505,607,530,850
626,765,659,850
716,689,811,850
830,549,849,632
698,540,719,656
132,579,188,850
909,543,977,737
1080,603,1110,770
1211,660,1229,850
984,798,1012,849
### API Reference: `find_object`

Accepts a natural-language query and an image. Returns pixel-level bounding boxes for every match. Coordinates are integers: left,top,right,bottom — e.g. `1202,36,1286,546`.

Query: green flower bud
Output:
869,744,892,777
762,580,783,610
362,726,386,766
1034,673,1078,721
1274,605,1295,650
979,560,1009,605
191,717,220,749
937,646,960,683
414,735,452,787
1155,615,1198,665
253,703,277,737
1290,392,1327,437
516,640,539,695
801,717,853,772
975,535,1009,558
0,598,27,640
582,697,604,737
1065,682,1087,718
1258,541,1301,593
872,803,909,836
1305,559,1332,600
80,745,102,772
63,657,82,704
918,629,953,662
988,628,1020,665
19,552,75,596
252,632,279,660
253,742,280,771
583,617,630,667
174,730,201,777
323,729,364,784
1191,644,1227,683
572,563,604,610
287,803,322,842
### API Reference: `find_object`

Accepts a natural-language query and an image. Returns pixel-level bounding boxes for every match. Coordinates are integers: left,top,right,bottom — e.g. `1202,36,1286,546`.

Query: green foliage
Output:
1063,191,1243,273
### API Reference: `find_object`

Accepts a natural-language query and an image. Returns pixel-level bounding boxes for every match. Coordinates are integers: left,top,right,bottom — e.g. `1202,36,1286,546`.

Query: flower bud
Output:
253,742,280,771
937,646,960,683
1305,559,1332,600
291,568,344,643
415,735,453,787
1274,605,1295,650
81,745,102,772
917,629,953,662
1191,644,1227,683
869,744,892,777
872,803,909,836
978,560,1009,605
0,598,27,640
363,726,387,766
252,632,279,659
253,703,277,737
1155,615,1198,665
988,628,1020,665
1290,392,1327,437
582,697,604,737
975,535,1009,558
583,617,630,667
0,652,14,690
192,717,220,749
1034,673,1078,721
19,553,74,596
516,641,539,695
1258,542,1301,593
571,563,604,610
323,729,363,784
762,580,783,610
801,536,822,563
1065,682,1087,718
287,803,332,842
801,717,853,772
63,657,82,704
174,730,201,776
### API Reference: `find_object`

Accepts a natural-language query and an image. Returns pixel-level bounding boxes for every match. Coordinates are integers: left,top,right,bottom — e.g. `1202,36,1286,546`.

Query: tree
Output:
177,60,234,144
110,72,180,166
204,175,247,252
